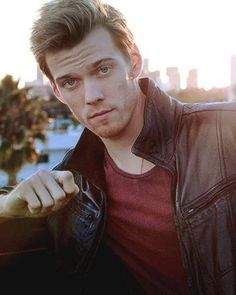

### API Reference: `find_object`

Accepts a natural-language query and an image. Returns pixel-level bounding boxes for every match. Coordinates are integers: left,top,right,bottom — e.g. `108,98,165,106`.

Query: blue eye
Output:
63,79,78,89
99,66,111,75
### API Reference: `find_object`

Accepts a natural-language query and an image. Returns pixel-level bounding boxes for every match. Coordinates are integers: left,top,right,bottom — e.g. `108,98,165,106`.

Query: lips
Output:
89,109,113,119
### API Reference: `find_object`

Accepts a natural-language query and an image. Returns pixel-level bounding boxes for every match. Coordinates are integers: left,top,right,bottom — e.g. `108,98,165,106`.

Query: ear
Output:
49,80,66,104
129,43,143,79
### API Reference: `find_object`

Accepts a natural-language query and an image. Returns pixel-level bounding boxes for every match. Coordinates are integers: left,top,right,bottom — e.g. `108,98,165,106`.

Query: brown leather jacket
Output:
1,78,236,294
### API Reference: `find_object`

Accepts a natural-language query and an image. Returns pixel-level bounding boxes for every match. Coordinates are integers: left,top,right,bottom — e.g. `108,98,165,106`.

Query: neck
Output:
105,143,155,175
103,126,141,174
101,84,155,174
102,84,145,152
102,105,143,165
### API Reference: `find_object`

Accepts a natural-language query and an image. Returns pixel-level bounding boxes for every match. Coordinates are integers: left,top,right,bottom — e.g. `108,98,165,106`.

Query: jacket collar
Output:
133,78,183,172
65,78,182,188
65,128,106,190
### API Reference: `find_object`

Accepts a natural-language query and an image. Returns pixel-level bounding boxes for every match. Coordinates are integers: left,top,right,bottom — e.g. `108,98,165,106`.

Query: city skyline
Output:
0,0,236,89
143,55,236,93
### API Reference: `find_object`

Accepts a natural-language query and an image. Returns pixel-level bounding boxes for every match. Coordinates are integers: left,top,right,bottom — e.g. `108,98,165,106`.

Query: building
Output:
166,67,181,91
228,55,236,101
0,126,84,186
25,67,52,100
186,69,198,89
141,58,164,89
142,58,150,75
231,55,236,86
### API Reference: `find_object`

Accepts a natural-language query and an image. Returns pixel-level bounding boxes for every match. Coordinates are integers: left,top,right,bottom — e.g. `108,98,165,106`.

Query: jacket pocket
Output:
185,186,236,294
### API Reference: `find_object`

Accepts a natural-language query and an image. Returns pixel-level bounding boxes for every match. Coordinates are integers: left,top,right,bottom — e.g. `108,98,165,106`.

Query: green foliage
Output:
0,75,48,185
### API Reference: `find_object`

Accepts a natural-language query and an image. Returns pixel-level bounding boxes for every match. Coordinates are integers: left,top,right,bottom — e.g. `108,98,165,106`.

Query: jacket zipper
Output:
182,179,236,220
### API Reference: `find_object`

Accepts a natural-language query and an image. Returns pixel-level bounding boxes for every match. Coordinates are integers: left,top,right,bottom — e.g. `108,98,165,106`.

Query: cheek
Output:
70,104,83,119
114,79,130,100
62,98,84,121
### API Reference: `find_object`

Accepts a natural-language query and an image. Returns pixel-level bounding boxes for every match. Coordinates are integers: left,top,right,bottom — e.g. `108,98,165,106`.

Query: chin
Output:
93,124,124,139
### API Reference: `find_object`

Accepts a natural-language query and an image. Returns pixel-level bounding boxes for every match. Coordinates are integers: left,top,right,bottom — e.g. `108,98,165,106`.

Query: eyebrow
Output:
55,58,115,84
90,58,115,69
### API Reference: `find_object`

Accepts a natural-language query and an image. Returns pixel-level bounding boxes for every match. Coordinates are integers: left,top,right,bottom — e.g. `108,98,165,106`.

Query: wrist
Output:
0,194,11,222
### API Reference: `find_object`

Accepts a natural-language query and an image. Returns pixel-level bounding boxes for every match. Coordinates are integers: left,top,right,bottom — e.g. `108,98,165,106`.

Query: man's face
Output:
46,26,142,139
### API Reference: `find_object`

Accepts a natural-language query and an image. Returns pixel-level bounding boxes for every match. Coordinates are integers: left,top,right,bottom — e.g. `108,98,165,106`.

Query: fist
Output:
1,170,80,219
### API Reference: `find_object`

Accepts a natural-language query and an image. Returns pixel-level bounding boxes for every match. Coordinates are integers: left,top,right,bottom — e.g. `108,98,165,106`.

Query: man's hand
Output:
0,170,79,219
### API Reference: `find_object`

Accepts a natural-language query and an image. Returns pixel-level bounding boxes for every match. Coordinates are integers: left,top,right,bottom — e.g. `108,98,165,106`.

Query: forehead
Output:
46,27,126,79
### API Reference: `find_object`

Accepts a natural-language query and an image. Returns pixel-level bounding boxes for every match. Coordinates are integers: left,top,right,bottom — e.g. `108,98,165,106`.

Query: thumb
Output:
51,170,80,195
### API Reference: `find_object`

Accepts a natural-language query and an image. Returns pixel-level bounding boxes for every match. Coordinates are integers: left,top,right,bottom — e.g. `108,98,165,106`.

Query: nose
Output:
84,80,104,105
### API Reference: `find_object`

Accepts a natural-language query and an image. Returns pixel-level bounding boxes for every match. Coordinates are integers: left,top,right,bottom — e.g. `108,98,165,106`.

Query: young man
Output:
0,0,236,294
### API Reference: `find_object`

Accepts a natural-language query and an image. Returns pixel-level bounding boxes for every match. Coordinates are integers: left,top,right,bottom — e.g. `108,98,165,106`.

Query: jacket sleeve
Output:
0,148,76,274
0,190,54,274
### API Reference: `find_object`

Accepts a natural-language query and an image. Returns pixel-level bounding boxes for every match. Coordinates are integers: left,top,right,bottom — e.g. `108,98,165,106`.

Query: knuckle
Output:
55,192,66,201
63,171,74,181
42,199,54,209
30,203,41,211
37,169,49,178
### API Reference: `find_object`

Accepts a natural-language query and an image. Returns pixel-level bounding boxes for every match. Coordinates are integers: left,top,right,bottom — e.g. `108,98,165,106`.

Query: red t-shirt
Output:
104,152,189,295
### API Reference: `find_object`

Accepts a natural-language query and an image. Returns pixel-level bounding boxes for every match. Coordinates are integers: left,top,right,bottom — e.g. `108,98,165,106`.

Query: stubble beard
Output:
91,126,123,139
90,120,126,139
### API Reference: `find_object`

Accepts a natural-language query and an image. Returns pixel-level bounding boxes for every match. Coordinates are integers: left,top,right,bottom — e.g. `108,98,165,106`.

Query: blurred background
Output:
0,0,236,185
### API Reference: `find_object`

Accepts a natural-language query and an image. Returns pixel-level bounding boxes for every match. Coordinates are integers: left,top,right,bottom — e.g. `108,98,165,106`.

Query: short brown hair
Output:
30,0,134,79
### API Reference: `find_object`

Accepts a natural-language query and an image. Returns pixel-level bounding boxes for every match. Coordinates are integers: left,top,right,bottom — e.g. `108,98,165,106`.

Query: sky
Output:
0,0,236,89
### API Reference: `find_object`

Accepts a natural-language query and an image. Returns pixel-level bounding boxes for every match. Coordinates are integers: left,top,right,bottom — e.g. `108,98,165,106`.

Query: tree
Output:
0,75,48,185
